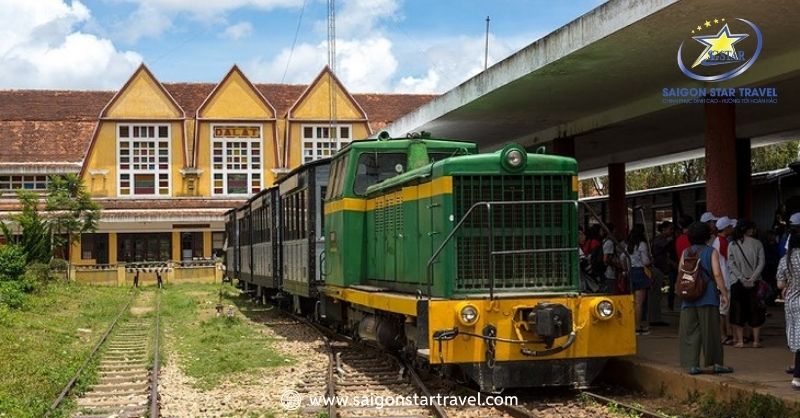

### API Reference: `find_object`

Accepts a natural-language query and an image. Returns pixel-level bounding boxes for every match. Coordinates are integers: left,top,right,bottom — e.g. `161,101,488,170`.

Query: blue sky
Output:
0,0,604,92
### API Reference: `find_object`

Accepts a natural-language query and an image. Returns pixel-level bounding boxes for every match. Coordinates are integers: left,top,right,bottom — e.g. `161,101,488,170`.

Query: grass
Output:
0,282,131,418
160,283,292,389
689,392,800,418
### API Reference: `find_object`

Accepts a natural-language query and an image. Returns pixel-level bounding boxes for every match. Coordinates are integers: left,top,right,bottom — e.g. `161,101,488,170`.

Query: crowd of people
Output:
578,211,800,388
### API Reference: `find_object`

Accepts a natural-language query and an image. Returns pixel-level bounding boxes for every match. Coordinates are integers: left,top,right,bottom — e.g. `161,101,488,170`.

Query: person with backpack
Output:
777,233,800,389
627,224,652,335
728,220,766,348
678,221,733,375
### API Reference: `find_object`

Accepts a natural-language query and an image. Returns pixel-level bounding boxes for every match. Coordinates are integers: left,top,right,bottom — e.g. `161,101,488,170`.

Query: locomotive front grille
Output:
452,175,576,292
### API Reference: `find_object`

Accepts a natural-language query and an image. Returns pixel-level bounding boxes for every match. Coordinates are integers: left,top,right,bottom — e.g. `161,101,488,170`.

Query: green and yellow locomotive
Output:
229,133,635,392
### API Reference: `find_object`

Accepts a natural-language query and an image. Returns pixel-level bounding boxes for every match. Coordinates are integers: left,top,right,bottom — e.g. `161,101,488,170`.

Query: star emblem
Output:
714,18,719,24
705,20,711,27
691,23,749,68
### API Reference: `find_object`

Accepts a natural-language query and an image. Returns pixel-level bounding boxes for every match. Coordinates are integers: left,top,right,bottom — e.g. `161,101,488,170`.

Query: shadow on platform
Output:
602,305,799,407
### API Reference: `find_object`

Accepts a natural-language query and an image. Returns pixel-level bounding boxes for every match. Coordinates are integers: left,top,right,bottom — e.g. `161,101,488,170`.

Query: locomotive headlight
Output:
506,149,524,167
456,303,479,326
593,299,615,320
500,144,527,172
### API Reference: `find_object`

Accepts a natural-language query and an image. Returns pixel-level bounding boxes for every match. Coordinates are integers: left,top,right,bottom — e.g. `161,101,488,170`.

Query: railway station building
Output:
0,64,434,283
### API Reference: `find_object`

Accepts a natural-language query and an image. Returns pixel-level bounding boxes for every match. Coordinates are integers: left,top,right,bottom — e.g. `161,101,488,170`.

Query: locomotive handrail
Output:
425,199,580,300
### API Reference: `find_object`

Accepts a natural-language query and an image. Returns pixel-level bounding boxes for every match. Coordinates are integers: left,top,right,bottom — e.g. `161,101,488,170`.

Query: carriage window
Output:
326,159,339,200
353,153,406,196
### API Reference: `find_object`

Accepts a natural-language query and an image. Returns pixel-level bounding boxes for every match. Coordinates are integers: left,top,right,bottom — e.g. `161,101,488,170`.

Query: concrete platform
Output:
601,306,800,407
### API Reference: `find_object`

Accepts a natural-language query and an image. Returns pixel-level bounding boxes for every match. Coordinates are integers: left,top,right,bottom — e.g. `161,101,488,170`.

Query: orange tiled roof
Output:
0,84,437,168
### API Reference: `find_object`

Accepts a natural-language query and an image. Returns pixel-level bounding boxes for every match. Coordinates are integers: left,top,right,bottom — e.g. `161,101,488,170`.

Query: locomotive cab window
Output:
353,152,406,196
326,155,349,200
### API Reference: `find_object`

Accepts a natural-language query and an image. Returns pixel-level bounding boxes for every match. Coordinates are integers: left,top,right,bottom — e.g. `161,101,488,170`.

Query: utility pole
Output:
484,16,490,70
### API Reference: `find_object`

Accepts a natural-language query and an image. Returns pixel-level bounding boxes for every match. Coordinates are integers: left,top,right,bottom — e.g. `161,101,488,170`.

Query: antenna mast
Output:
327,0,338,151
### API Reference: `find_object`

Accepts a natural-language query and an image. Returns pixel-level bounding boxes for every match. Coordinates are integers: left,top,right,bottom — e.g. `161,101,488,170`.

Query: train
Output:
580,166,800,238
225,132,636,392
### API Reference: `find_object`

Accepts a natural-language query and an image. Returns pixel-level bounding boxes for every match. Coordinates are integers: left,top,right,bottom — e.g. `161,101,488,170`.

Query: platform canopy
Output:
382,0,800,177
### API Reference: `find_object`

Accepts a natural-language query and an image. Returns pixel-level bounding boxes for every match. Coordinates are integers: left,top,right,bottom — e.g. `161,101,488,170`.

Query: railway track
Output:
47,290,162,418
264,306,669,418
289,317,446,418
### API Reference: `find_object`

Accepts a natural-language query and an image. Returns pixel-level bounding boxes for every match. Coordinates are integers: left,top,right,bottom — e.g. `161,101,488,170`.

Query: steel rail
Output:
149,289,162,418
44,291,137,417
400,357,450,418
289,313,448,418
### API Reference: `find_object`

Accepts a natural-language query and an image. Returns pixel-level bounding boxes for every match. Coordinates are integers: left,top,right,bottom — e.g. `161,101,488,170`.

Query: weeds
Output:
690,392,800,418
161,284,292,389
0,282,130,417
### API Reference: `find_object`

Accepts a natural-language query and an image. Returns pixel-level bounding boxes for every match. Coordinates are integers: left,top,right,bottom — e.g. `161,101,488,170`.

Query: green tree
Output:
0,244,26,280
0,191,52,264
583,140,800,194
45,174,100,258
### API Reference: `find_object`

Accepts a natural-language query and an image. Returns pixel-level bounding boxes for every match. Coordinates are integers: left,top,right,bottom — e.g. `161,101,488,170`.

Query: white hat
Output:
790,212,800,226
715,216,735,230
731,218,738,228
700,212,718,223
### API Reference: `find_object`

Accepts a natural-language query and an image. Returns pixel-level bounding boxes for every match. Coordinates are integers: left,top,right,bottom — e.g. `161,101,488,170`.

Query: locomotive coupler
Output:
483,325,497,368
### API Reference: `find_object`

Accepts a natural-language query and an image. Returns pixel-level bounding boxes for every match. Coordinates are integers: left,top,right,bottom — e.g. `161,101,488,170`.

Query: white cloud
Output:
118,0,303,42
0,0,142,89
332,0,401,37
222,21,253,40
397,69,440,94
247,36,397,93
392,33,537,93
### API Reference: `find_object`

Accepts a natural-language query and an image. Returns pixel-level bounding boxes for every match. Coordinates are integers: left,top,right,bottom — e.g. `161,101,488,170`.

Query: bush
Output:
0,281,27,309
0,244,26,281
26,262,52,282
49,258,68,272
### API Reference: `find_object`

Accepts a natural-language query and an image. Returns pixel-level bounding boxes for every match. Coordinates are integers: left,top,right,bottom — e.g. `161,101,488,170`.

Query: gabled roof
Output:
196,65,277,119
0,70,437,169
287,66,368,120
100,64,184,119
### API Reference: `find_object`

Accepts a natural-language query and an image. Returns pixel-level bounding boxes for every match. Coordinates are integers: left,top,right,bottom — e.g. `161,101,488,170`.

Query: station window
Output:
80,233,109,264
118,233,171,263
211,125,262,196
212,231,225,257
0,175,49,192
118,124,170,196
301,124,351,163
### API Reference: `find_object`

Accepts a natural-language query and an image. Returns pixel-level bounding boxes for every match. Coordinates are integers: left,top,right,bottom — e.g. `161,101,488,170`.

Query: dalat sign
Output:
213,126,261,138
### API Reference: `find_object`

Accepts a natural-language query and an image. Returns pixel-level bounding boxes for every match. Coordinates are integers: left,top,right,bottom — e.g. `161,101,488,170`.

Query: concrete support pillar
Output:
608,162,627,235
551,136,576,158
705,102,738,217
108,233,118,265
736,138,752,219
203,231,212,258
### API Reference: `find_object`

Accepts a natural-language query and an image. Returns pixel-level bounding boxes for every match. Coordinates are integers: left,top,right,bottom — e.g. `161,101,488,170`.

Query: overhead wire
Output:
281,0,309,84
